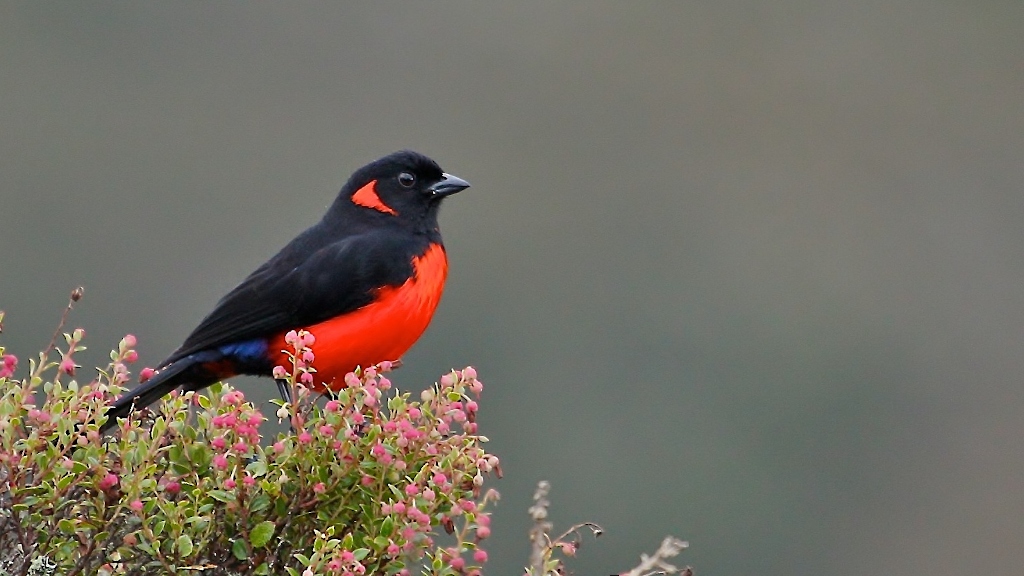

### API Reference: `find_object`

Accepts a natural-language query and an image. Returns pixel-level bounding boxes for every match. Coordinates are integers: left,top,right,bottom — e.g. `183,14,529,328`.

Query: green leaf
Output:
249,520,275,548
153,520,166,536
232,538,249,560
176,534,194,557
189,444,210,469
196,394,211,410
169,445,190,474
56,474,74,492
254,562,270,575
352,547,370,561
246,459,268,477
380,516,394,537
151,417,167,440
249,494,271,513
58,519,76,534
208,489,235,503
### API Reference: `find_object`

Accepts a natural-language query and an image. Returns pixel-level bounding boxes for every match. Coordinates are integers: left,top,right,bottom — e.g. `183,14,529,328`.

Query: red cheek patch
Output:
351,180,398,215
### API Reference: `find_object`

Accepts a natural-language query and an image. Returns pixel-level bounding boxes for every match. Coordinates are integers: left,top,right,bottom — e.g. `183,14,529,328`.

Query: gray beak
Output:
429,173,471,198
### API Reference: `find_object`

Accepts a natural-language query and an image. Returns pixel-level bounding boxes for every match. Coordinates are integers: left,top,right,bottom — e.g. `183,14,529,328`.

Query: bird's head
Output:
333,150,470,228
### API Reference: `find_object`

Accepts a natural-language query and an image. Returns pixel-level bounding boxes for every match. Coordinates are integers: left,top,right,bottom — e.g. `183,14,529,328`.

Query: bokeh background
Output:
3,3,1024,575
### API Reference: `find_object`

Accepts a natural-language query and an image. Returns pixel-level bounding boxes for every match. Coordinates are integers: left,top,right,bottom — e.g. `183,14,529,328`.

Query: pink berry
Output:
98,473,119,490
59,358,76,375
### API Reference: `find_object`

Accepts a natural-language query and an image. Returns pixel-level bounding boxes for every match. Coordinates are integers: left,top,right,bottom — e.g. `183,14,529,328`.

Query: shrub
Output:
0,310,498,576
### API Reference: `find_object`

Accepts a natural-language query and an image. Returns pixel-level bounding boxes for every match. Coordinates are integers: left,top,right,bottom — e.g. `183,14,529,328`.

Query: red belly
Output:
269,243,448,390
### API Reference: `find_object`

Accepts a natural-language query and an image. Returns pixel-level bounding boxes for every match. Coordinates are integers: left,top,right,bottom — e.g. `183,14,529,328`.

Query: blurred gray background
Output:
3,3,1023,575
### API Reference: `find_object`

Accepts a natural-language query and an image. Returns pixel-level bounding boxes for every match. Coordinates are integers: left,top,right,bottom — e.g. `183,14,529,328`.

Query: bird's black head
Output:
329,150,470,230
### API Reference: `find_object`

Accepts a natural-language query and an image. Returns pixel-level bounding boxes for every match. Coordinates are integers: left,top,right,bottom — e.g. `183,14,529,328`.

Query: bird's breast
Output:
270,243,448,390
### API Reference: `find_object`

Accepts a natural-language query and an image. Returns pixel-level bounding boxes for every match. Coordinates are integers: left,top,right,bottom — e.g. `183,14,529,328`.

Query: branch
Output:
528,480,553,574
620,536,691,576
525,481,691,576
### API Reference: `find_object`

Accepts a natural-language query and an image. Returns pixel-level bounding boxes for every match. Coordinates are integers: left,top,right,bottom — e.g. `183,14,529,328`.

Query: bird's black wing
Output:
162,229,419,366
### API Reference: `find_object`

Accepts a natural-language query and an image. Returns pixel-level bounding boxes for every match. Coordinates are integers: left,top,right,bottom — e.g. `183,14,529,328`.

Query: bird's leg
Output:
275,378,292,404
275,378,297,434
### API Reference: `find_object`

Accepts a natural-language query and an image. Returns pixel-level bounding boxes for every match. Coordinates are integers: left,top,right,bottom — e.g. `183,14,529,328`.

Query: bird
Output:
99,150,470,433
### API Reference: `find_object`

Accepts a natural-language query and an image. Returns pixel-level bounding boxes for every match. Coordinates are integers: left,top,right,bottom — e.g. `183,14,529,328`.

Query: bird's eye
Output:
398,172,416,188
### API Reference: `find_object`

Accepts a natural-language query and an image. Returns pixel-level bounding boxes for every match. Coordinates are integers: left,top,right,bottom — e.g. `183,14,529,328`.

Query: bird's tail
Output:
99,358,195,433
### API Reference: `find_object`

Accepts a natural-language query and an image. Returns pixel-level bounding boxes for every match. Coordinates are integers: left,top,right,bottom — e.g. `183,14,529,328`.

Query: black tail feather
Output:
99,358,195,433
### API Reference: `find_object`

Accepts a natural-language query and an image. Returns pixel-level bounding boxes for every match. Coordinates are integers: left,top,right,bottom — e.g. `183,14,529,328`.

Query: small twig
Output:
43,287,84,356
619,536,691,576
552,521,603,548
528,481,553,575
